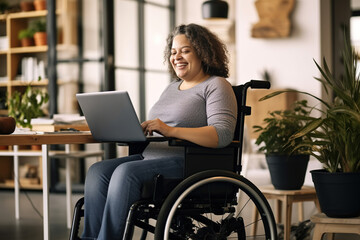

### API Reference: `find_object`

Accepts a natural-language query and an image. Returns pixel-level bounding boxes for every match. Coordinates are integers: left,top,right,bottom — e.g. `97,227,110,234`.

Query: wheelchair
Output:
70,80,277,240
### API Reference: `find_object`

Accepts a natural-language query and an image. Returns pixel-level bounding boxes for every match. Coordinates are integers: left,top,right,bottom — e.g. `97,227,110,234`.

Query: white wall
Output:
236,0,331,106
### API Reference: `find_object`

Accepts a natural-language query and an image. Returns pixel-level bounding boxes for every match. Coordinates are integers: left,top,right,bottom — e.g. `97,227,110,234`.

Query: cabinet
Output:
0,0,78,189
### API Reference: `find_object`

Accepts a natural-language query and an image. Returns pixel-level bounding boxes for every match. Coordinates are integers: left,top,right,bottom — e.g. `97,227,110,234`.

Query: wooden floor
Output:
0,190,149,240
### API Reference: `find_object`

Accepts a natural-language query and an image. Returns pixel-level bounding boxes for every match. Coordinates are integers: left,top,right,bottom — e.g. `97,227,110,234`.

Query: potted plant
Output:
259,30,360,217
253,100,312,190
20,1,34,12
7,77,49,129
33,0,46,11
30,18,47,46
18,28,35,47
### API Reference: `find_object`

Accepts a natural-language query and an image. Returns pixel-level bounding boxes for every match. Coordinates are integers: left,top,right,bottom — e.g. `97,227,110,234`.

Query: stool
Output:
252,185,320,240
311,213,360,240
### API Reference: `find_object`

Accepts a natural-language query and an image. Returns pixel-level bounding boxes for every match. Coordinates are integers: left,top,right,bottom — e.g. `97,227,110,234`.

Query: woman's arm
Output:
141,118,219,148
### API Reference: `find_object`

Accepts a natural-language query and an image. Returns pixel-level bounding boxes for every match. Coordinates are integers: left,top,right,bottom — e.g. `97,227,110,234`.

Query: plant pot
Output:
21,37,34,47
0,145,8,150
311,169,360,218
20,1,34,11
34,32,47,46
266,154,309,190
33,0,46,11
31,145,41,151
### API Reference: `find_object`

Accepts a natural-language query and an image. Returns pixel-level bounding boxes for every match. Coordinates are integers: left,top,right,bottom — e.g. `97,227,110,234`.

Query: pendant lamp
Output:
202,0,229,19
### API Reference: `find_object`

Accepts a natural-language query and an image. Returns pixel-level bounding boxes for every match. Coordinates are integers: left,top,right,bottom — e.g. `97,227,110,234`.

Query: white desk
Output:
0,132,100,240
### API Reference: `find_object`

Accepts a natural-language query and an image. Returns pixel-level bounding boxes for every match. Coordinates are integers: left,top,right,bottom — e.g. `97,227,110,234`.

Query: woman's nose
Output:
174,52,182,60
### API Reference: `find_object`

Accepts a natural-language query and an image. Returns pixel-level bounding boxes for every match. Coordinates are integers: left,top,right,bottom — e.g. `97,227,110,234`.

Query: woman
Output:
81,23,237,239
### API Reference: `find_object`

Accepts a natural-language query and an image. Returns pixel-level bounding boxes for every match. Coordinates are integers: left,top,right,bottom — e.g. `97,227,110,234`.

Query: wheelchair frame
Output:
69,80,278,240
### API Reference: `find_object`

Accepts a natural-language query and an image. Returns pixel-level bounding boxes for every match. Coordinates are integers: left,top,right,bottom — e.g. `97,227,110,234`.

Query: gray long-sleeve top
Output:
143,76,237,159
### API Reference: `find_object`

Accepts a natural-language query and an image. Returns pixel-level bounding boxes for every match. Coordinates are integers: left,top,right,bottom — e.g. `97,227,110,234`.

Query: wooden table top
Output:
0,132,98,146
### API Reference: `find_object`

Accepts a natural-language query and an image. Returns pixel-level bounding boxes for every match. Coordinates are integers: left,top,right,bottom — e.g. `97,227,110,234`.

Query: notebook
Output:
76,91,148,142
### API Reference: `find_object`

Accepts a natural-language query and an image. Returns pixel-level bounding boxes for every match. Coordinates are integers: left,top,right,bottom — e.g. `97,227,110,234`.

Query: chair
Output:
69,80,278,240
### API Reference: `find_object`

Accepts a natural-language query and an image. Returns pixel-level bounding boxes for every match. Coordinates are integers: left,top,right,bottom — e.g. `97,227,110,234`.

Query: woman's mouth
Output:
175,63,187,69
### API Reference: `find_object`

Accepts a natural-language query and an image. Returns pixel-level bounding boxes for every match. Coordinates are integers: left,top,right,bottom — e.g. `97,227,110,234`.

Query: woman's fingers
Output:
141,119,169,136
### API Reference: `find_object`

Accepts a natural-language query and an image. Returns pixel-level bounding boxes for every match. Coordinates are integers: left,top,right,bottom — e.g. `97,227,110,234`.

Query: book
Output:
31,115,89,132
31,123,90,132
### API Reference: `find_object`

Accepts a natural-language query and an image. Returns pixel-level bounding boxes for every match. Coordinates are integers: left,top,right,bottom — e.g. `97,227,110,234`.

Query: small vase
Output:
31,145,42,151
34,32,47,46
0,117,16,134
33,0,46,11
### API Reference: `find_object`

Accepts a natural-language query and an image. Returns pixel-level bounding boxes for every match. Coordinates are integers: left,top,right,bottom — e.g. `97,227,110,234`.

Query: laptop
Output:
76,91,148,142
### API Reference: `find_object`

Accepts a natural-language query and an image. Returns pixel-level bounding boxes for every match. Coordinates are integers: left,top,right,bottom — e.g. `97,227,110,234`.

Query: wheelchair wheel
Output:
154,170,277,240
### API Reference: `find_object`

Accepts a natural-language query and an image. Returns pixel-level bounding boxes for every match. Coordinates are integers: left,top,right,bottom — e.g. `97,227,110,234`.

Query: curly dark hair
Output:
164,23,229,79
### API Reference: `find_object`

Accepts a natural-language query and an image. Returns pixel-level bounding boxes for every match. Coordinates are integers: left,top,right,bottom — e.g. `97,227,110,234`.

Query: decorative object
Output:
33,0,46,11
0,116,16,134
252,0,295,38
7,77,49,129
18,28,35,47
202,0,228,19
259,29,360,217
254,100,311,190
20,1,34,12
30,18,47,46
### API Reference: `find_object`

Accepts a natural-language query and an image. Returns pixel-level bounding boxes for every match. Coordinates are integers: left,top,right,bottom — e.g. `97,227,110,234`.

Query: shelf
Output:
10,79,48,86
0,82,8,87
0,181,42,190
0,14,6,20
8,10,47,19
10,45,48,54
0,109,8,115
0,150,43,157
0,50,7,54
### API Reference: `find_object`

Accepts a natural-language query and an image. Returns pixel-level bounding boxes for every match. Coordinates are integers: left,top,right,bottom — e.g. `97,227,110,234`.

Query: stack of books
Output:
19,57,46,82
31,114,89,132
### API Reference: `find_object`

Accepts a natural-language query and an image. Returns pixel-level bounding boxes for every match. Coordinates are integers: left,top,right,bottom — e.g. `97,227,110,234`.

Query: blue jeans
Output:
81,154,184,240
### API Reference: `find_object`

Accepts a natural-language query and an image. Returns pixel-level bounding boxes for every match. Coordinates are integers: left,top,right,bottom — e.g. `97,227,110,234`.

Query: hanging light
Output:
202,0,229,19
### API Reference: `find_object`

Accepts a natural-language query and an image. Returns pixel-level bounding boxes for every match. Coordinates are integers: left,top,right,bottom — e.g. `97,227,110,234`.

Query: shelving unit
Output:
0,0,78,190
0,147,43,190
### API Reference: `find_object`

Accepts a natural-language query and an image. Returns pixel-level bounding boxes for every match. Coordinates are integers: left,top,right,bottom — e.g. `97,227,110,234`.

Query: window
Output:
114,0,175,121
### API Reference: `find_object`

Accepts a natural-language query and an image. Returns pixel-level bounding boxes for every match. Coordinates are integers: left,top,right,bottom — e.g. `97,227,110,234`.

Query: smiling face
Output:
170,34,207,83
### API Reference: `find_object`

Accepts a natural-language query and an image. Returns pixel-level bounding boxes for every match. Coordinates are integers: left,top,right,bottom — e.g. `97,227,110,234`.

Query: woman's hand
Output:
141,118,172,136
142,118,219,148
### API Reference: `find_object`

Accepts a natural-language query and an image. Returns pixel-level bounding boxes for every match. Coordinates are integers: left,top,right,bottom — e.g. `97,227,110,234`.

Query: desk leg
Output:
65,144,72,229
14,145,20,219
42,144,49,240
